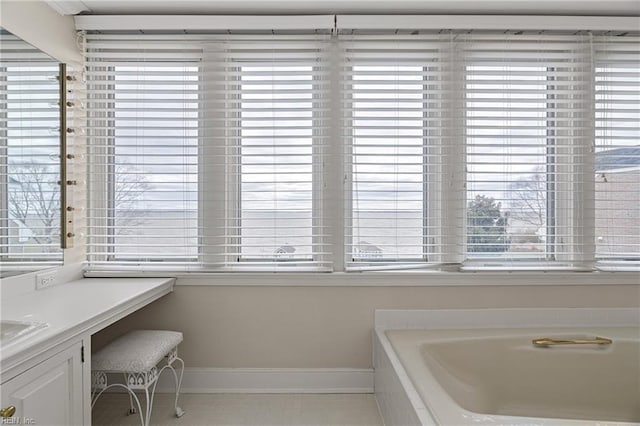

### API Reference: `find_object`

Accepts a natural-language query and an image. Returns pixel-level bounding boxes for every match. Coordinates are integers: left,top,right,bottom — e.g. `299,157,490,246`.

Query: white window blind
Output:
85,34,329,271
1,32,62,272
83,28,639,274
594,35,640,269
86,36,200,270
462,33,593,270
212,36,330,270
341,33,458,270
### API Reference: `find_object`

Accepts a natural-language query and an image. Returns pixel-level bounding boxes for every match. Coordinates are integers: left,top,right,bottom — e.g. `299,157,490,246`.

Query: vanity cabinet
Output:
1,341,85,425
1,277,175,426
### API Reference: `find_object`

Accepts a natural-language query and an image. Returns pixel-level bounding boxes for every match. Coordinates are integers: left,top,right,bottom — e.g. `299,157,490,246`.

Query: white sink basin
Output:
0,320,48,345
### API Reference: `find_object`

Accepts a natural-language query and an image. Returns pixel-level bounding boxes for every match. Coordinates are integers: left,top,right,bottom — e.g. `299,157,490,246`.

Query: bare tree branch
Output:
113,165,151,235
7,161,59,248
7,161,150,250
509,167,546,229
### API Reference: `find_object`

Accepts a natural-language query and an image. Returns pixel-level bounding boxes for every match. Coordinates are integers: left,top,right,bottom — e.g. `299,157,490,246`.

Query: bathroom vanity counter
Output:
0,277,175,378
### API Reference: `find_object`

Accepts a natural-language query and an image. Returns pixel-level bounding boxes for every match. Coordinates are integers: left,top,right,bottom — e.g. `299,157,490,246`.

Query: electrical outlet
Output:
36,269,58,290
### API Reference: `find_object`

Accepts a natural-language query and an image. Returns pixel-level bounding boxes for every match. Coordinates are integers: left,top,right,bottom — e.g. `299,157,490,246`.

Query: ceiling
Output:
45,0,640,16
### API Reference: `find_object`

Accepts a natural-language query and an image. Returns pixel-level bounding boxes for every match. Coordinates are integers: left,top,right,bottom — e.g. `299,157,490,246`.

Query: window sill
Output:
82,269,640,287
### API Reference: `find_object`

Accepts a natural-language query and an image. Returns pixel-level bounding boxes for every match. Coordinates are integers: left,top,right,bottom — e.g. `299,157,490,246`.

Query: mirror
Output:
0,27,62,278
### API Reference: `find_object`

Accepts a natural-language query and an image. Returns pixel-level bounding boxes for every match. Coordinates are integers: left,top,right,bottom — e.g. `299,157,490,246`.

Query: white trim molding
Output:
42,1,640,17
83,271,640,287
148,368,374,394
337,15,640,31
74,15,336,31
74,14,640,32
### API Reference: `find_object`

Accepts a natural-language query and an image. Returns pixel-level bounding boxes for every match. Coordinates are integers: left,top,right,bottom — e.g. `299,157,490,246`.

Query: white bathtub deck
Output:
373,308,640,426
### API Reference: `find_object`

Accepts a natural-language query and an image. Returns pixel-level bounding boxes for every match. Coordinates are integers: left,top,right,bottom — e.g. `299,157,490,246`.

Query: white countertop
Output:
1,277,175,377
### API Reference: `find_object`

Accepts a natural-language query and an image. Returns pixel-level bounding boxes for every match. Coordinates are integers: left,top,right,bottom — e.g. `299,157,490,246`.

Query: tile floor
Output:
92,393,384,426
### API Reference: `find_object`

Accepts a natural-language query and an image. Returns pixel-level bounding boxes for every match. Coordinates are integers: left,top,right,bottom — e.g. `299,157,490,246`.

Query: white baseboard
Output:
147,368,374,394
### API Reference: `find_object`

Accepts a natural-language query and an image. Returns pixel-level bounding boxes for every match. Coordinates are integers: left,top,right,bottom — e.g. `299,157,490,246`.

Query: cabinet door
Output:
1,341,84,426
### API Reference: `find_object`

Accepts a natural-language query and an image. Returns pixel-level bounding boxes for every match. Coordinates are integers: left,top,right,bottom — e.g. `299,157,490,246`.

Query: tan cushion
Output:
92,330,182,373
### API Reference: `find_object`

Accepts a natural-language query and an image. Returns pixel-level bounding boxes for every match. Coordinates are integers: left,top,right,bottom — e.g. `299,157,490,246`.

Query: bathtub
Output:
373,309,640,426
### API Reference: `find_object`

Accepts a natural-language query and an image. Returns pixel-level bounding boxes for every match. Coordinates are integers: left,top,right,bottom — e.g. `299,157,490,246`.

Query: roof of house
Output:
595,146,640,171
357,241,382,253
274,245,296,254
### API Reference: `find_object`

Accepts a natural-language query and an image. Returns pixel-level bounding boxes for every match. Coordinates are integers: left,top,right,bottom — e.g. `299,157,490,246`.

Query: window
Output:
87,43,200,270
342,34,449,270
347,64,426,267
109,65,198,263
463,34,592,269
214,39,329,270
1,33,62,273
84,31,639,273
465,65,552,260
237,64,318,265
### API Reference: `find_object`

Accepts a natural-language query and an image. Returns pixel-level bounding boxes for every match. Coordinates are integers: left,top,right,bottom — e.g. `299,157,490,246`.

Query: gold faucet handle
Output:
0,406,16,418
532,336,613,347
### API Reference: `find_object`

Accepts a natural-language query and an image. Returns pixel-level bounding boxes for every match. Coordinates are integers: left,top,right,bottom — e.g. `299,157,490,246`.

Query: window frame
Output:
344,63,433,268
90,62,201,266
463,64,560,264
231,61,322,265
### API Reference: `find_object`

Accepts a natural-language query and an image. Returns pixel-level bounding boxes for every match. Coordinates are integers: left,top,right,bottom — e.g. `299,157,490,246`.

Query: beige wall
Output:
0,0,82,66
93,282,640,369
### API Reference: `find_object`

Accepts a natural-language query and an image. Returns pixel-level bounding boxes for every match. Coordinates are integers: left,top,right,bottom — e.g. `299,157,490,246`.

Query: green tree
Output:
467,195,509,252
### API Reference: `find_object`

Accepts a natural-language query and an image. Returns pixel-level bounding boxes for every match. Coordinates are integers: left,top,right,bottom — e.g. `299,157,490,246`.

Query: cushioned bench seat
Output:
93,330,183,372
91,329,185,426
